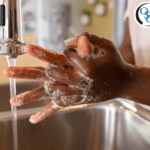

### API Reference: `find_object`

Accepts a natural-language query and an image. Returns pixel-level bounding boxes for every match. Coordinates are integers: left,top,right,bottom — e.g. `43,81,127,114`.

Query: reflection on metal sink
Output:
0,99,150,150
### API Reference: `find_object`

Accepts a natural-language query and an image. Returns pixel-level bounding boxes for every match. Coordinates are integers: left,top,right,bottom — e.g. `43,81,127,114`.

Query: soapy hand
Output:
3,32,132,124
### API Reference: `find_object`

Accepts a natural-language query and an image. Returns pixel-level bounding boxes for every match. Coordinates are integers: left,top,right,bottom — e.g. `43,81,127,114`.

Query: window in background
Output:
48,0,72,51
114,0,127,48
45,0,83,52
22,0,38,45
21,0,49,48
21,0,83,51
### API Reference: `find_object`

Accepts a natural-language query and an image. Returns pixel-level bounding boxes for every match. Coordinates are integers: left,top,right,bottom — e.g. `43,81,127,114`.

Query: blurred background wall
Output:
83,0,115,41
0,0,126,82
0,0,83,82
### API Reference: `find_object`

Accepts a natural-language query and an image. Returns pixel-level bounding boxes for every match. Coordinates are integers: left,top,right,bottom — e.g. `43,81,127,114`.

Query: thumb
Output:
64,32,91,48
78,36,93,56
64,37,78,48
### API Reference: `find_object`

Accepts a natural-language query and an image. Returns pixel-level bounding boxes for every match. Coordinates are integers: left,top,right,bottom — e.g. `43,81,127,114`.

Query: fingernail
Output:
15,101,23,106
10,99,14,106
10,98,17,106
10,94,25,106
10,99,23,106
29,112,41,124
29,115,36,123
64,37,76,44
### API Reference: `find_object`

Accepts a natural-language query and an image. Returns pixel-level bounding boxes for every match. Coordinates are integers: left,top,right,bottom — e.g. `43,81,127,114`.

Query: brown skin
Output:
65,32,150,106
117,20,150,109
118,19,135,65
64,34,131,102
3,32,150,123
119,65,150,105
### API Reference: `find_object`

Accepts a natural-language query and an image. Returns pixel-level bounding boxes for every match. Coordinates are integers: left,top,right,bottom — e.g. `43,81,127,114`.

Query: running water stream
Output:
7,57,18,150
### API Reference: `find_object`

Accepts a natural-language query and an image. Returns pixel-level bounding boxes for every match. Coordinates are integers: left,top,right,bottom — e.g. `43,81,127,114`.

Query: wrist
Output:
119,64,150,105
118,46,135,65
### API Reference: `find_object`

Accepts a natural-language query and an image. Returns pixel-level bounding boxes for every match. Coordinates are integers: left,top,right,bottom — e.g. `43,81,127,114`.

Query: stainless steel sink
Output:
0,81,49,112
0,98,150,150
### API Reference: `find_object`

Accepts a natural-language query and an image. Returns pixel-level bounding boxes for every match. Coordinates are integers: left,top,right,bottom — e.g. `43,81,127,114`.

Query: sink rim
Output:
1,99,150,150
0,98,148,122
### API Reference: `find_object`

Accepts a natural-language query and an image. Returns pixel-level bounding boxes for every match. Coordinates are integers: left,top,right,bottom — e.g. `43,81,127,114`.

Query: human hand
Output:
64,32,132,102
3,32,132,124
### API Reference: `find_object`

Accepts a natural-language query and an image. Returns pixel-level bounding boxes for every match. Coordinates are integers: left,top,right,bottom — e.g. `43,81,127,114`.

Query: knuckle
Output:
82,32,90,38
82,67,94,77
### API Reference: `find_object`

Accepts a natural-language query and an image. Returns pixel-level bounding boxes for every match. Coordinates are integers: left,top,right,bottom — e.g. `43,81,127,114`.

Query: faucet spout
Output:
0,0,26,58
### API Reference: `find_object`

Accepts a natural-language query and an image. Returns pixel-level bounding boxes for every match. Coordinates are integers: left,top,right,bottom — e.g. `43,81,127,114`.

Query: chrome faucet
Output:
0,0,26,58
0,2,26,150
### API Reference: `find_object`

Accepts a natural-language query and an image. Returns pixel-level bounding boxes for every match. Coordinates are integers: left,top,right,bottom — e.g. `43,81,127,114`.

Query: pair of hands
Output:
4,32,131,124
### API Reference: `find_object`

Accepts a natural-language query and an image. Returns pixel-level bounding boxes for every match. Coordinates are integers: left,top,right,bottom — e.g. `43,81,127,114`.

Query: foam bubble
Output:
77,48,107,61
44,84,53,95
34,49,46,58
52,100,64,110
42,112,47,118
45,64,66,80
47,63,65,71
14,91,30,106
36,72,46,80
68,76,94,105
15,100,23,106
52,89,65,99
38,93,51,101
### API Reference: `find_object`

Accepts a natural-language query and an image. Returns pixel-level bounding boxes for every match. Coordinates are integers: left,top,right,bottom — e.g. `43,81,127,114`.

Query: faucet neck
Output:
1,0,23,42
7,0,23,42
0,0,26,58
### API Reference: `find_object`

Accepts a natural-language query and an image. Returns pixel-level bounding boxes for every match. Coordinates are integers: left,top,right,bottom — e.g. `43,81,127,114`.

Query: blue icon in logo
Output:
140,7,150,23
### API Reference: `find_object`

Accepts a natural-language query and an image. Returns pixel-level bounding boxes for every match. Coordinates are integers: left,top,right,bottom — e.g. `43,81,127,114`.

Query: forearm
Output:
118,64,150,106
118,20,135,65
118,46,135,65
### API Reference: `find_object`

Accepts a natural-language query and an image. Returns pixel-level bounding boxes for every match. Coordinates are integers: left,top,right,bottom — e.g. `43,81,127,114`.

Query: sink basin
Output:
0,81,49,112
0,99,150,150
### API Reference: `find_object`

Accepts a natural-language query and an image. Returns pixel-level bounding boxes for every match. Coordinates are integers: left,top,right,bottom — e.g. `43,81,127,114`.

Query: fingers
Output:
64,32,91,48
26,44,68,67
65,32,111,50
64,48,93,76
46,66,87,86
10,82,83,107
44,83,83,97
10,87,47,106
29,102,58,124
78,36,93,56
3,67,50,81
29,96,83,124
53,96,83,106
